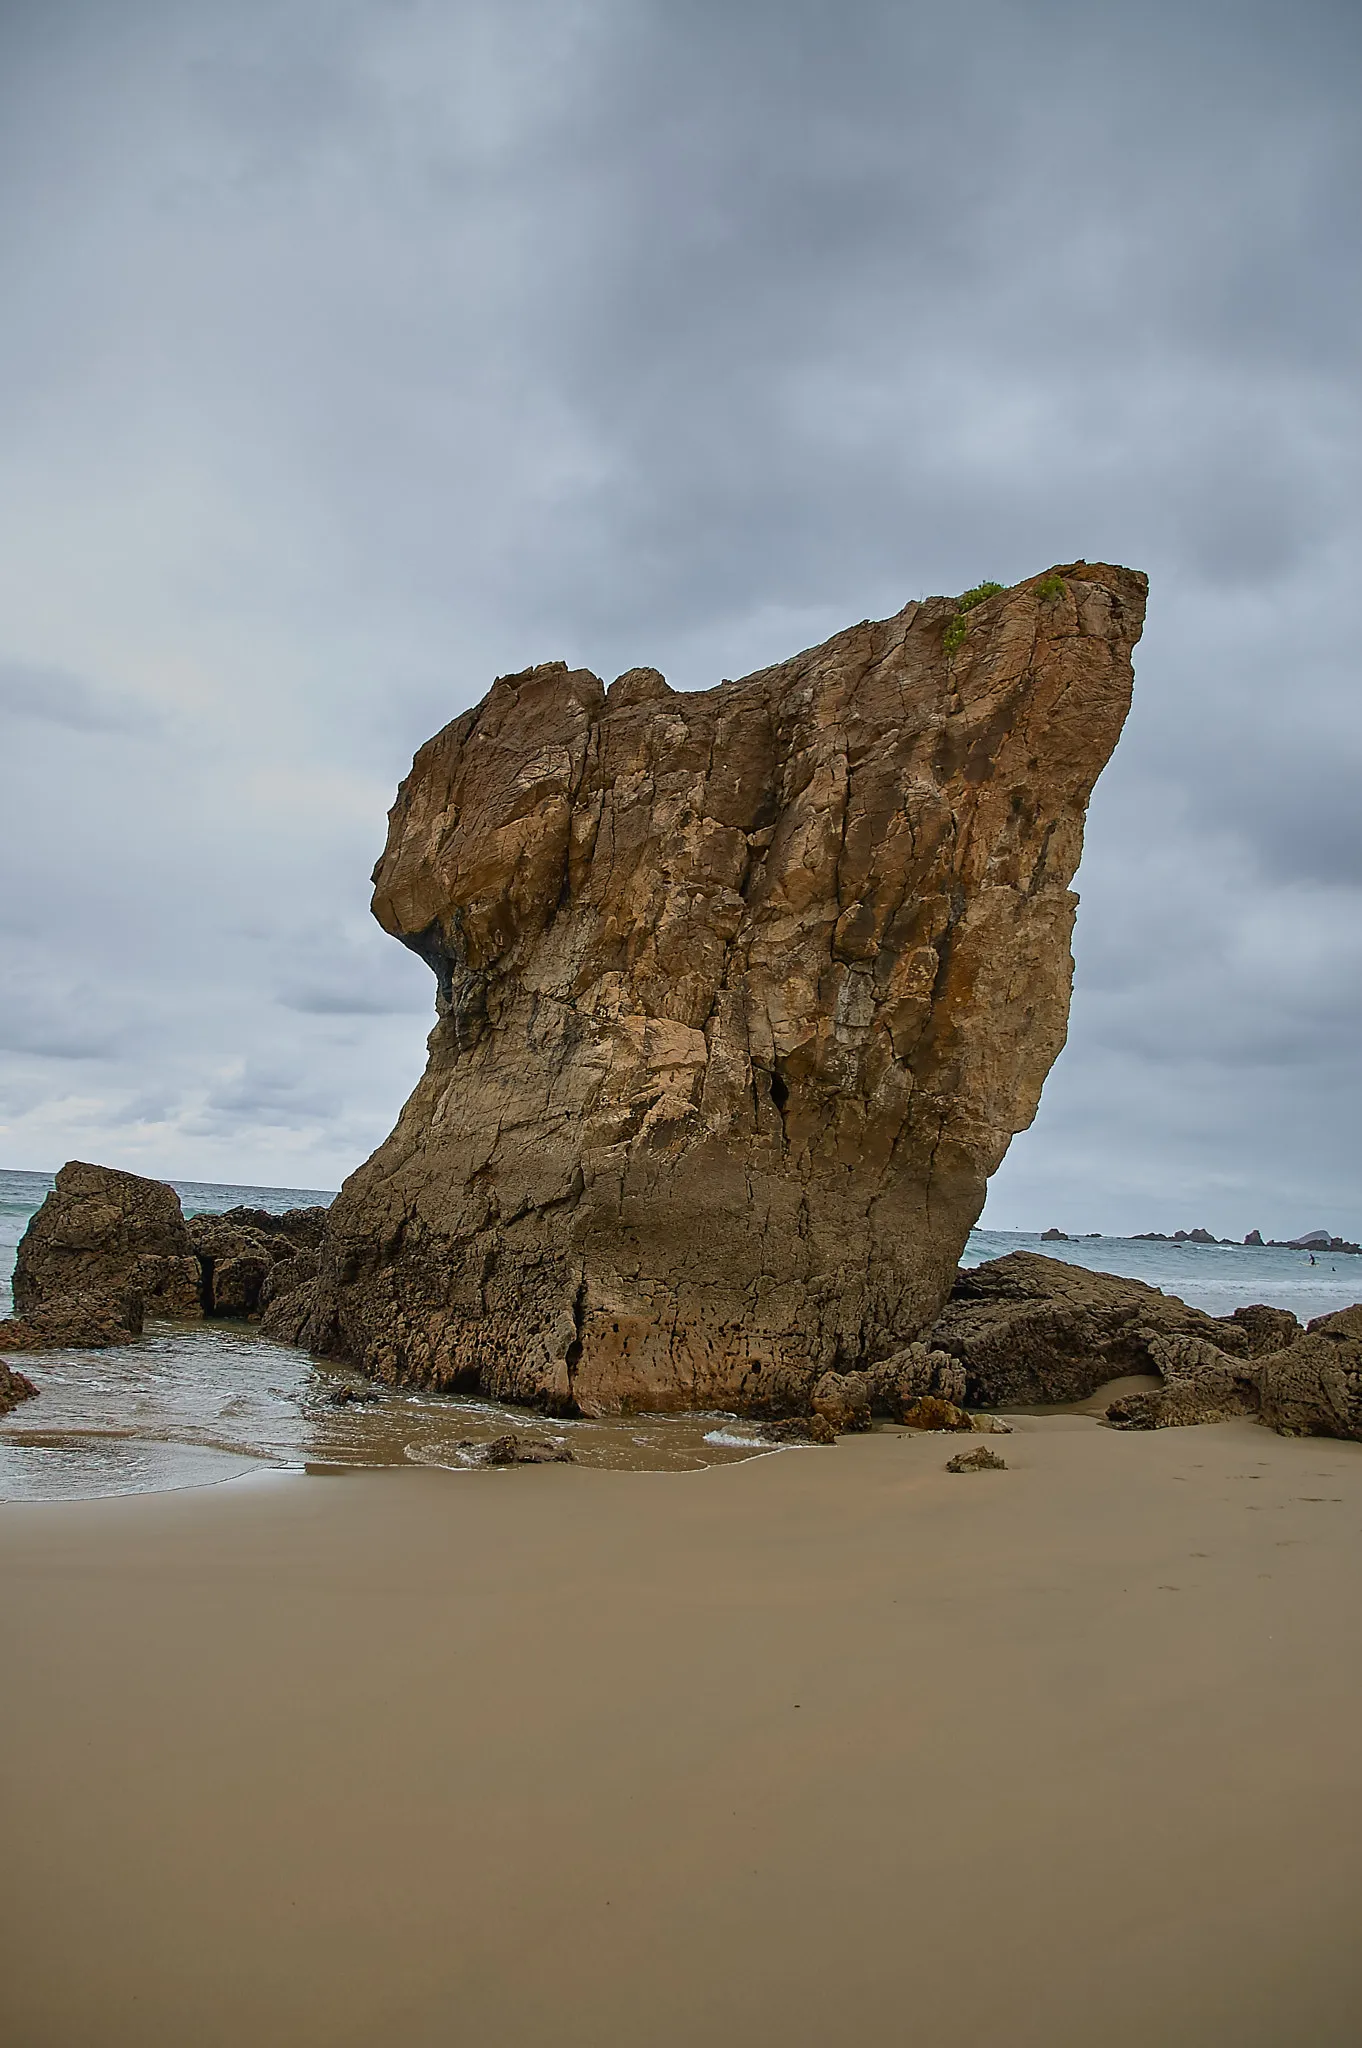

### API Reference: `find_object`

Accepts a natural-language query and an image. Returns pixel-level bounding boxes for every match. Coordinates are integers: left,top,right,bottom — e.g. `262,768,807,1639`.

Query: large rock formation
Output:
13,1162,202,1319
286,562,1147,1414
10,1164,328,1331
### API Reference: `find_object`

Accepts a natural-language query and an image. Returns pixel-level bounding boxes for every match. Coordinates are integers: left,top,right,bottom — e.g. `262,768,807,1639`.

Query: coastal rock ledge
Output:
278,562,1147,1415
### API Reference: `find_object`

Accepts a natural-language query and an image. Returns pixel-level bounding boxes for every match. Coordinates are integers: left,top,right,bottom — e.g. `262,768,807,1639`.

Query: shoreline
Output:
5,1416,1361,2046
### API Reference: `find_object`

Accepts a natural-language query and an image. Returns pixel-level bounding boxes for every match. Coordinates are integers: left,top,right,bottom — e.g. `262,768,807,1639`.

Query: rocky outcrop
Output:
0,1289,143,1351
13,1162,201,1320
290,563,1147,1414
1111,1306,1362,1440
0,1359,39,1416
1106,1334,1261,1429
1257,1307,1362,1436
207,1204,330,1249
1221,1303,1302,1357
930,1251,1255,1407
10,1164,331,1336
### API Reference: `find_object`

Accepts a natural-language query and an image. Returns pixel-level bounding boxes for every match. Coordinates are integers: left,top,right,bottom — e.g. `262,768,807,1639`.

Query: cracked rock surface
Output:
293,563,1146,1415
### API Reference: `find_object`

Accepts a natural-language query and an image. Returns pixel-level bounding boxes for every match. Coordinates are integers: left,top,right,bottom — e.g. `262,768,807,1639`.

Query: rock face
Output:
290,563,1146,1415
13,1162,201,1320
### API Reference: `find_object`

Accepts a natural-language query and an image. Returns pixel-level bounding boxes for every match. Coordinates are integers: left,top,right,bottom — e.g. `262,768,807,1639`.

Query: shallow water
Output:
0,1321,778,1501
3,1170,1358,1501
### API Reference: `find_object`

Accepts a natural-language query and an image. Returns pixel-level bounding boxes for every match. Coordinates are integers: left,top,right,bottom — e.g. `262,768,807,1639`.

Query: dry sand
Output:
3,1414,1361,2047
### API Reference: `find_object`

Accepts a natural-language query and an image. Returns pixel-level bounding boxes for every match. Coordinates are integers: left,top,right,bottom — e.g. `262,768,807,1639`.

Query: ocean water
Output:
962,1227,1361,1323
3,1170,1358,1503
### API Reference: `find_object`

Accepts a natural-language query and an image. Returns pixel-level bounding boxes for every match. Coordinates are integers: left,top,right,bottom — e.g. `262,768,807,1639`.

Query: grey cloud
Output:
274,925,432,1016
0,661,161,735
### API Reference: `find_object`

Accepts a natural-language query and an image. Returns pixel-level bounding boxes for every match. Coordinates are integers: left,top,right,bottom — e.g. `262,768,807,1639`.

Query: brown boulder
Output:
13,1163,201,1320
289,564,1146,1414
0,1289,143,1351
932,1251,1250,1407
481,1433,575,1466
811,1369,873,1433
901,1395,975,1431
1257,1306,1362,1440
0,1359,39,1415
764,1414,838,1445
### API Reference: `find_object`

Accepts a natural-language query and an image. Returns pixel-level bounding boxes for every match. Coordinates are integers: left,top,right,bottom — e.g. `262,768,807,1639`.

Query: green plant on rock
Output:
1035,575,1066,604
942,580,1005,655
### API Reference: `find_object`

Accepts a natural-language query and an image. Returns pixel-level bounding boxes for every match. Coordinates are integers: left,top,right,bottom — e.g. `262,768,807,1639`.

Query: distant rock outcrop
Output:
8,1163,329,1339
13,1162,201,1320
286,563,1148,1414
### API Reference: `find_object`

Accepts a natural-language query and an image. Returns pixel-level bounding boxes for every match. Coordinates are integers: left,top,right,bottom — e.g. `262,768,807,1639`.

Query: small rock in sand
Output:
946,1446,1008,1473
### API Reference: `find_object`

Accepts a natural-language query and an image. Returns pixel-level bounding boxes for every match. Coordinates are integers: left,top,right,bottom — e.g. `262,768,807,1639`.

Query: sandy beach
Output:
4,1415,1362,2047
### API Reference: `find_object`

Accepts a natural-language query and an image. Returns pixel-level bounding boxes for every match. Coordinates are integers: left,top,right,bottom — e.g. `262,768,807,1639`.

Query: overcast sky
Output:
2,0,1358,1237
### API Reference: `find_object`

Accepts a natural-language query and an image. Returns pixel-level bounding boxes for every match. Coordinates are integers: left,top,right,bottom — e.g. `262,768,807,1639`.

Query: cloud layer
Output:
1,0,1358,1233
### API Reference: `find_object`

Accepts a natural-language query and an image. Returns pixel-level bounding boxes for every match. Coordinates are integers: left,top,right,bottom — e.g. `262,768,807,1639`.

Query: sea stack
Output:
282,563,1147,1413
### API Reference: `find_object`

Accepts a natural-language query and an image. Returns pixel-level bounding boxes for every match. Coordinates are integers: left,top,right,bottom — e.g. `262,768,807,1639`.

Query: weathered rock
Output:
259,1249,321,1313
1257,1307,1362,1439
763,1414,838,1445
1105,1306,1362,1439
202,1204,330,1249
811,1369,873,1433
932,1251,1250,1407
260,1277,322,1346
327,1382,381,1406
288,564,1145,1415
481,1432,575,1466
0,1359,40,1415
1106,1334,1260,1429
901,1395,975,1431
13,1163,201,1320
0,1288,143,1351
1222,1303,1302,1357
186,1215,287,1318
946,1445,1007,1472
865,1343,968,1412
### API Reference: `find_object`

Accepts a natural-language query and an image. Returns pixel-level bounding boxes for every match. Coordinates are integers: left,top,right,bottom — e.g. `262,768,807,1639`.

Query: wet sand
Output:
4,1416,1362,2046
